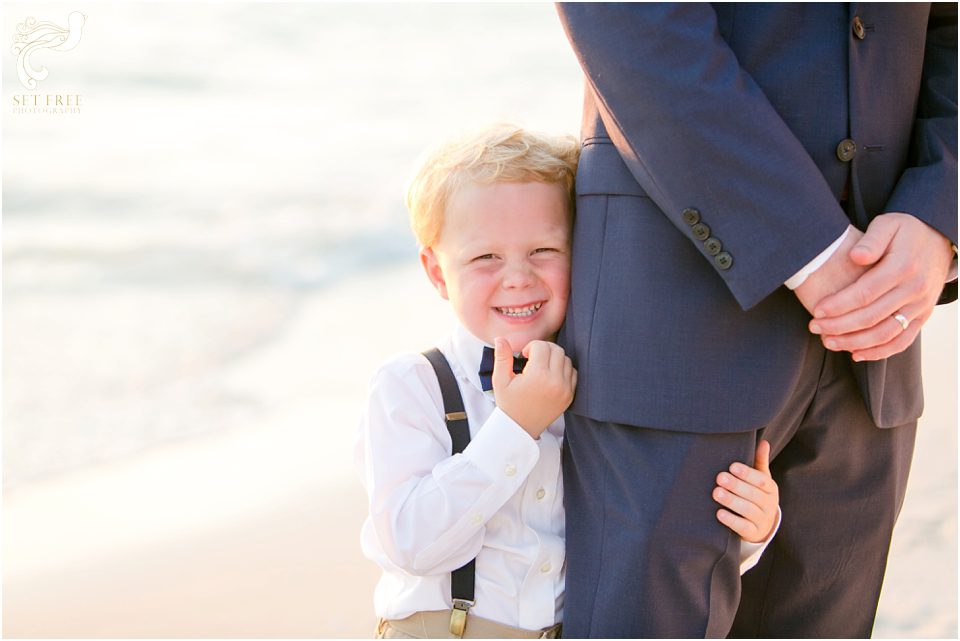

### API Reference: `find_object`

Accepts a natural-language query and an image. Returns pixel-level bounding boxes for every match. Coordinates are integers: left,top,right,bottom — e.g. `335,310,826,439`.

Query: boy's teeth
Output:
496,303,542,317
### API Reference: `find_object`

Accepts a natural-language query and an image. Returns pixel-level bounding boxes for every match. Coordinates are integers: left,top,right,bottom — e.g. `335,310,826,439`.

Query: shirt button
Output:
836,138,857,162
540,562,551,573
536,488,546,500
692,222,711,241
471,513,482,525
715,252,733,270
504,464,517,477
852,16,866,40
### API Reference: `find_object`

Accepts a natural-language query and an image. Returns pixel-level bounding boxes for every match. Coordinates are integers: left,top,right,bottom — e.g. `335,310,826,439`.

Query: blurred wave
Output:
3,3,584,487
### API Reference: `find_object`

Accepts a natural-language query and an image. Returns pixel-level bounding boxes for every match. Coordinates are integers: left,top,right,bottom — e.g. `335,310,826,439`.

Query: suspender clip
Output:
449,598,474,638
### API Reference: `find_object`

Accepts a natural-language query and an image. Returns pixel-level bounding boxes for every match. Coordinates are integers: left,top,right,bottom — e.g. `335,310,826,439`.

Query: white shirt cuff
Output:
461,407,540,483
784,227,851,290
739,506,782,575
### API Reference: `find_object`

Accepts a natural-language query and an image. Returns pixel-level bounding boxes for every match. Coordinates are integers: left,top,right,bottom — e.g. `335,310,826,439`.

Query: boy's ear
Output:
420,247,449,300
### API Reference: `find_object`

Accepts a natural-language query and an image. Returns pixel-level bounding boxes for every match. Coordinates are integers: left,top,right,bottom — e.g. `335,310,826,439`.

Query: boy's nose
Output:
502,262,537,288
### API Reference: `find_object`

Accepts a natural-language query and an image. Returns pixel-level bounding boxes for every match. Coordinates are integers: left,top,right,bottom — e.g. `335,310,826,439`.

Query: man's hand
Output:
492,337,577,440
714,440,779,544
794,225,869,316
808,213,954,361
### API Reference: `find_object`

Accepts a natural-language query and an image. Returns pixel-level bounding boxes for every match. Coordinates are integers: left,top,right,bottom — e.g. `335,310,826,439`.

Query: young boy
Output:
356,125,780,639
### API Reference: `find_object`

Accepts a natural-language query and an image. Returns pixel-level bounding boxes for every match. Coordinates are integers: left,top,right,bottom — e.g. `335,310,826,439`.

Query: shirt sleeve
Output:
739,507,782,575
356,357,540,576
784,228,850,290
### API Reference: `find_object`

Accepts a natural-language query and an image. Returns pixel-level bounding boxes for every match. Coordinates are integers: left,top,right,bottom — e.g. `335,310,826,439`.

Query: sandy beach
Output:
3,264,956,638
3,3,956,637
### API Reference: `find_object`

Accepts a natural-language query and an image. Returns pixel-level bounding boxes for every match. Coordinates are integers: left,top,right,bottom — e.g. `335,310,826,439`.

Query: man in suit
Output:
554,4,957,637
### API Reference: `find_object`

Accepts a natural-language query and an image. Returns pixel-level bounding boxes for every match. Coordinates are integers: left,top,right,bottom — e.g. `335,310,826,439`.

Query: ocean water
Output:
3,2,585,487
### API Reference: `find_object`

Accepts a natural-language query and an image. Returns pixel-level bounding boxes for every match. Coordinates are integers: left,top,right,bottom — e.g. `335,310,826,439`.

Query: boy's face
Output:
421,181,571,354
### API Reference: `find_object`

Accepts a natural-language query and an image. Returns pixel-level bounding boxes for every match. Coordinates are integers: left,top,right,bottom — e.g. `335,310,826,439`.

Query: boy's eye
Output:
472,254,495,261
532,247,558,255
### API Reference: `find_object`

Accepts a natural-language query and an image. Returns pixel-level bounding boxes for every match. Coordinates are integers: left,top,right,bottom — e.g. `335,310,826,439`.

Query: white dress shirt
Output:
356,323,774,630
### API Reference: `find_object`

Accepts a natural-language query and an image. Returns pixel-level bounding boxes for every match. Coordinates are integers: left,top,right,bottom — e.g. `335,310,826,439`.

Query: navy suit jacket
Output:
557,3,957,432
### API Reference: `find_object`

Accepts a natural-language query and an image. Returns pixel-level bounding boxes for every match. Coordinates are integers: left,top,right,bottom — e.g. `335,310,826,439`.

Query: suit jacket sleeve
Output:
883,2,958,305
556,3,854,311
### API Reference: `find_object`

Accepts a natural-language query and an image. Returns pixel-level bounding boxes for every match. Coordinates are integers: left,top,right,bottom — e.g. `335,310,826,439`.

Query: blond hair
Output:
405,124,579,248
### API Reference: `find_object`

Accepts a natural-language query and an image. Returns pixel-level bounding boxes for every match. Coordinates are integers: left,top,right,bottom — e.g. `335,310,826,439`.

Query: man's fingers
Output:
821,301,925,353
810,282,916,337
753,440,771,475
850,313,927,362
813,257,902,319
849,215,900,266
851,323,923,362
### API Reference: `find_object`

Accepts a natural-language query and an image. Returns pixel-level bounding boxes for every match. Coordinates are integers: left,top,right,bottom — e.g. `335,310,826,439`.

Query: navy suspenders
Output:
421,348,476,638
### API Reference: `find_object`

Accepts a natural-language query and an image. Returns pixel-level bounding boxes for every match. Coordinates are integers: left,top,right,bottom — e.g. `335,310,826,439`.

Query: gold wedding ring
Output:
893,313,910,331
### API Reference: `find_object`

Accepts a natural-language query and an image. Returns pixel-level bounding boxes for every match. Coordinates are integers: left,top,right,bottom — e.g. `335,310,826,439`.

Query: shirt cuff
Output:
784,227,851,290
461,407,540,483
739,506,782,575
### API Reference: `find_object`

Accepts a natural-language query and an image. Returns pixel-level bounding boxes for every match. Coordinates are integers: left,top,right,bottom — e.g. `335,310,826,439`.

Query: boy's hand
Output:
713,440,779,544
492,337,577,440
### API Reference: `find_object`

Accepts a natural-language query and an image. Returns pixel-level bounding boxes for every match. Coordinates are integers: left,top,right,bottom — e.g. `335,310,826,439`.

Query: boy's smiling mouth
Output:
494,302,544,318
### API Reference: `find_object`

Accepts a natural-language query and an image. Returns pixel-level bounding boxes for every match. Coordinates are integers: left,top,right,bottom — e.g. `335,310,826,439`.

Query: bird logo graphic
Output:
11,11,86,90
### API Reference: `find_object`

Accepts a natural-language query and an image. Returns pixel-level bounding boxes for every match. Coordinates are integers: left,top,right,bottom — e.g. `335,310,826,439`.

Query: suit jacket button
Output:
852,16,866,40
682,208,701,225
836,138,857,162
704,237,723,256
715,252,733,270
692,222,711,241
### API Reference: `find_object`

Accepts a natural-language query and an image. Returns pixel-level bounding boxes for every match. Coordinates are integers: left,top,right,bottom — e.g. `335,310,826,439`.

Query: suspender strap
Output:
423,348,471,454
421,348,476,638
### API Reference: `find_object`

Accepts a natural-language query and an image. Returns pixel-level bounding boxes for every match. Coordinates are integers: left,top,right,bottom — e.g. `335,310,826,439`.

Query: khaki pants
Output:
376,611,562,639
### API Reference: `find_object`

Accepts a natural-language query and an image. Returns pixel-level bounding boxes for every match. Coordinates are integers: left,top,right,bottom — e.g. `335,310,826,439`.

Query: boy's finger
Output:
491,337,517,391
729,461,775,494
716,472,763,505
716,509,756,541
753,440,771,475
713,486,764,523
521,341,532,359
523,340,551,371
545,342,565,371
536,341,556,370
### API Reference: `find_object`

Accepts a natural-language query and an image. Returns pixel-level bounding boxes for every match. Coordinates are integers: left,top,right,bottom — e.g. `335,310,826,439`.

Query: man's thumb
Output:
850,216,898,266
491,337,515,392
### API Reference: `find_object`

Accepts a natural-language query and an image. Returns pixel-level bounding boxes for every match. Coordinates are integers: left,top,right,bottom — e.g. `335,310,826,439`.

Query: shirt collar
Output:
449,323,493,396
